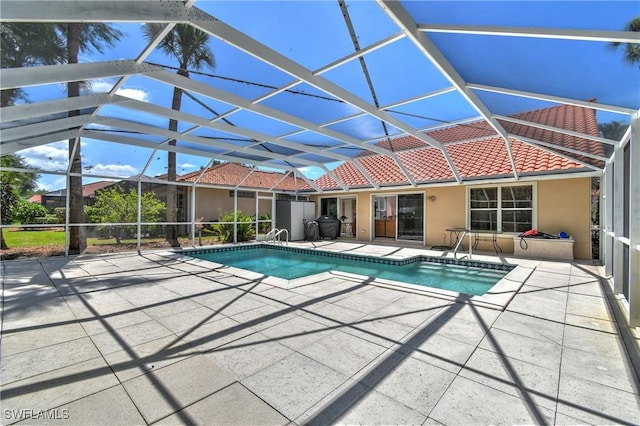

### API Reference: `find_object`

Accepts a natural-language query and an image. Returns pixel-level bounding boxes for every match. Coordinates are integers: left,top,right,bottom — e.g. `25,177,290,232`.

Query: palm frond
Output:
142,23,215,71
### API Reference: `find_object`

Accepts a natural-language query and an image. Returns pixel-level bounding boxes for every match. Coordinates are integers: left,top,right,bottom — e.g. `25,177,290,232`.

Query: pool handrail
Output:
265,228,289,245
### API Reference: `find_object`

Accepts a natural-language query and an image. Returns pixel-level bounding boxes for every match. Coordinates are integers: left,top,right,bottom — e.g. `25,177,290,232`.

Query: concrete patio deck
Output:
1,242,639,425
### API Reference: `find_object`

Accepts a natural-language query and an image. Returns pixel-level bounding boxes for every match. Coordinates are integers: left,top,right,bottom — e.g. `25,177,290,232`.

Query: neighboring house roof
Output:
43,181,115,198
81,181,114,197
317,102,601,190
28,194,42,203
178,162,309,192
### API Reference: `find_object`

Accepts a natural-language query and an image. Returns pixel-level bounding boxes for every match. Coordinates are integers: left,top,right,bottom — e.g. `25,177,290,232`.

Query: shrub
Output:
252,212,272,233
86,187,165,244
13,200,48,224
53,207,66,223
210,210,255,243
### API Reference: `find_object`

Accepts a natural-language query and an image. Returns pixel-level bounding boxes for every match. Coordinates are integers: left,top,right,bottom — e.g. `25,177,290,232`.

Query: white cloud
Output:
38,176,66,192
90,80,114,93
115,88,149,102
20,143,68,171
87,163,139,177
180,163,197,169
88,79,150,102
298,166,324,179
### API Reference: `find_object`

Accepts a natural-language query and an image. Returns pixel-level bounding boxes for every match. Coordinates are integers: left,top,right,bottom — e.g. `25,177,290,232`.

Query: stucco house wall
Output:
187,187,273,221
536,177,591,259
312,176,592,260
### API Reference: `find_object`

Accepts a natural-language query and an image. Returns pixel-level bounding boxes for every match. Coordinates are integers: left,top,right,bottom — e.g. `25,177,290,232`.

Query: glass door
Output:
320,197,337,217
372,195,396,239
339,197,356,237
397,194,424,241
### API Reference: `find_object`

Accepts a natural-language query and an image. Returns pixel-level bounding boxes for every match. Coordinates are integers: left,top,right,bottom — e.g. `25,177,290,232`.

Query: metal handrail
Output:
265,228,288,245
452,229,471,260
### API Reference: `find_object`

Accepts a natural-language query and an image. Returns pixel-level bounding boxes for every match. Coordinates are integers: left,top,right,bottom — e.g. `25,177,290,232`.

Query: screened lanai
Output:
0,0,638,328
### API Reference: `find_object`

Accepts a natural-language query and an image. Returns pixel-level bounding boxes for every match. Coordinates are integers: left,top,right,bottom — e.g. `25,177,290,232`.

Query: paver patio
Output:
1,242,639,425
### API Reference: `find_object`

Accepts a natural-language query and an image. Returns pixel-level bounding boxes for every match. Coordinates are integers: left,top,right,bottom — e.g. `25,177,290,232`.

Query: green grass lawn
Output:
3,229,66,247
2,229,218,249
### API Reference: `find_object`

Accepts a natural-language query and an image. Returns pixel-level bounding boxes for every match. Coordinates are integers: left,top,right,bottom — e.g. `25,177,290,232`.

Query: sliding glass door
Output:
397,194,424,240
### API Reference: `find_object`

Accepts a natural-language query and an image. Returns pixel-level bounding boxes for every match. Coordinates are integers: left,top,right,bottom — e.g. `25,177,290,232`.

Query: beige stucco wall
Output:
311,176,592,260
424,186,466,247
536,177,591,259
189,188,272,221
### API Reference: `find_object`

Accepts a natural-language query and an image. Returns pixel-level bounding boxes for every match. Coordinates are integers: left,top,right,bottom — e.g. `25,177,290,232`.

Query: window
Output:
277,194,310,201
469,185,533,233
320,197,337,216
229,190,255,199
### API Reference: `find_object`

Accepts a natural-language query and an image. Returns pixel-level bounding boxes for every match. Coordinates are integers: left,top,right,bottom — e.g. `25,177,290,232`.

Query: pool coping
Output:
168,242,534,311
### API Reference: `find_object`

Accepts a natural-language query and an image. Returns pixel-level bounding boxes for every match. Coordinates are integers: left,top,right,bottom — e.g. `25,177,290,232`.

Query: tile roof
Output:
314,102,600,190
82,181,114,197
497,101,606,168
178,162,310,192
425,121,498,144
44,181,115,197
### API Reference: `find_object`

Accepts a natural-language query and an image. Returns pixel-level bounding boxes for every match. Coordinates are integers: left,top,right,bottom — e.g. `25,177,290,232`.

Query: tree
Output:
63,23,122,254
598,121,629,141
611,16,640,69
85,186,165,245
12,200,48,225
1,23,60,250
143,24,215,247
0,183,18,250
1,23,121,252
1,23,65,106
0,154,40,195
0,154,40,249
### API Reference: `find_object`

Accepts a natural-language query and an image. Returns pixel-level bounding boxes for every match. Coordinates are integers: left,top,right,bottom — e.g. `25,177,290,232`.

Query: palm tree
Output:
1,23,64,249
1,23,65,106
143,24,215,247
63,23,122,253
598,121,629,141
611,16,640,69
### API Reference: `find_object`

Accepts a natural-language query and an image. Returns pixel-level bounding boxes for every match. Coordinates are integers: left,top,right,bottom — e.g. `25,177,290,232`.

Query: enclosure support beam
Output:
187,8,433,185
612,133,625,294
629,112,639,327
0,1,191,23
603,163,613,276
377,0,518,181
137,180,142,253
468,83,636,116
417,23,640,44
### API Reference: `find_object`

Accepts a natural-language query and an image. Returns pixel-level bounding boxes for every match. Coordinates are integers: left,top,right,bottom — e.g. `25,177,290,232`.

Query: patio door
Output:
320,197,357,237
397,194,424,241
339,197,356,237
320,198,337,217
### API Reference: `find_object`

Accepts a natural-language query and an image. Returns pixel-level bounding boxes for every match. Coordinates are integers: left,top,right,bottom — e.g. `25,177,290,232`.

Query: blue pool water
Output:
189,245,510,296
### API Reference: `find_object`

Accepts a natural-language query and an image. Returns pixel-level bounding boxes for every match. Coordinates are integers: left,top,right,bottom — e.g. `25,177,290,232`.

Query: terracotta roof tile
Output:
322,135,586,188
365,136,430,154
496,102,606,167
331,161,371,187
314,173,341,190
426,121,497,143
179,163,306,192
358,156,407,186
397,148,454,182
317,102,602,188
82,181,114,197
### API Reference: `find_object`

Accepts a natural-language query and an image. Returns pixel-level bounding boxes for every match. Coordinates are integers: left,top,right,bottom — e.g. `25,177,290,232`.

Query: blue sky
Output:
11,0,640,191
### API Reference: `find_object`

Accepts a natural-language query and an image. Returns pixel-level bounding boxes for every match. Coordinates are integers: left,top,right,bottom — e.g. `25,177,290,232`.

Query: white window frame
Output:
466,182,537,234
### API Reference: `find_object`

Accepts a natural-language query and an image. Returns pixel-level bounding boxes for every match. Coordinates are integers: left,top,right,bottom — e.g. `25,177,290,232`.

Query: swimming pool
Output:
188,244,512,296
